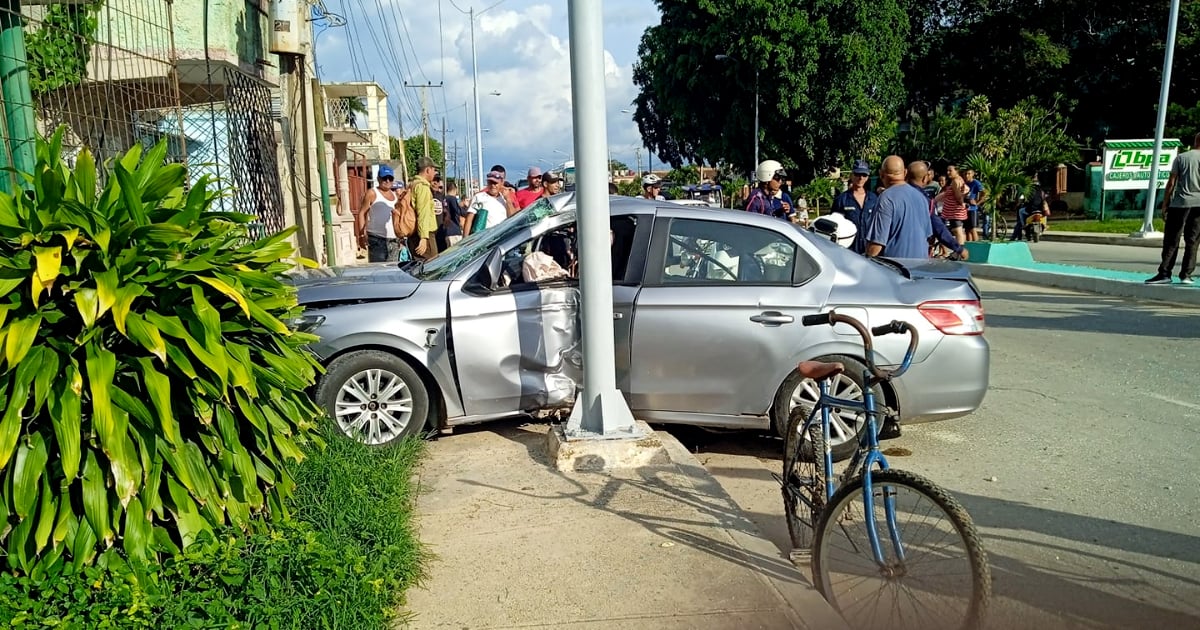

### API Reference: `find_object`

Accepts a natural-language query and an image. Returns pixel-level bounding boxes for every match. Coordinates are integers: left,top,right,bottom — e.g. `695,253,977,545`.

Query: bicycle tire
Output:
812,468,990,630
781,407,826,553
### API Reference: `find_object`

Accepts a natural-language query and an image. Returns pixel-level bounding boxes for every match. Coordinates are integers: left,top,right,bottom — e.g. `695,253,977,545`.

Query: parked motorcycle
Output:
1024,207,1049,242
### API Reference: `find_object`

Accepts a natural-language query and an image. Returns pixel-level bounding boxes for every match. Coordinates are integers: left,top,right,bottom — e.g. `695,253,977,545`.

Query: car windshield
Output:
407,197,562,281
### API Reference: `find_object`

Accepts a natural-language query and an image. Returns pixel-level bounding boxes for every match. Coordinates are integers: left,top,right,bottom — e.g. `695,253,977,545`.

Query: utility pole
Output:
463,101,474,190
0,0,37,193
1135,0,1180,238
434,117,453,177
392,101,409,178
405,81,443,160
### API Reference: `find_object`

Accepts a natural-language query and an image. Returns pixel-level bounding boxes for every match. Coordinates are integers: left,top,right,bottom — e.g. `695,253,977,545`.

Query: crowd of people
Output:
354,161,563,263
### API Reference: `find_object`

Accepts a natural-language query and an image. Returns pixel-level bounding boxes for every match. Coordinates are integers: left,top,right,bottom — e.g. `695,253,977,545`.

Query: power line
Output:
347,0,422,130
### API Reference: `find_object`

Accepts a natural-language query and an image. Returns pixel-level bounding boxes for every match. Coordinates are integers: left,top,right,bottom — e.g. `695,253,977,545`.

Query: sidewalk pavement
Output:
400,421,849,630
968,232,1200,307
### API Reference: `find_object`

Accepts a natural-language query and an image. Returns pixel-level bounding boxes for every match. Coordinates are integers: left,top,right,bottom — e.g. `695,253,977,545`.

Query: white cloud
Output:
314,0,661,180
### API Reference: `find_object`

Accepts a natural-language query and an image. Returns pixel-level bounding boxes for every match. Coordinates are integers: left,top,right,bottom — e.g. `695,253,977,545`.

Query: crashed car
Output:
291,195,989,459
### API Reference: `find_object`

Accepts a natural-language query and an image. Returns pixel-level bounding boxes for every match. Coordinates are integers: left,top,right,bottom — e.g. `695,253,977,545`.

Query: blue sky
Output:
313,0,662,181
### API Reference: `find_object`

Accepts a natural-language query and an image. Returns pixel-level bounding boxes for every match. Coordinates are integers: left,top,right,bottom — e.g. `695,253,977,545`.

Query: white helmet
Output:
641,173,661,187
755,159,786,183
811,213,857,248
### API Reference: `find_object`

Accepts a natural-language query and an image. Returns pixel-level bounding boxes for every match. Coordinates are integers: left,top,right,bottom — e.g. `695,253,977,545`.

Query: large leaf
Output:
125,312,167,363
198,275,250,317
11,432,49,519
165,476,208,548
33,475,54,555
111,284,144,334
122,497,152,564
49,374,82,480
5,313,43,367
32,245,62,292
81,450,113,547
0,374,30,470
93,268,119,320
74,287,99,327
73,147,97,206
84,342,118,452
137,358,180,446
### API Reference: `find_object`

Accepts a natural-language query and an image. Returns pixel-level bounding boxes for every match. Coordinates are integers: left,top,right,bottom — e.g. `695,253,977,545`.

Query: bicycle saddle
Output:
798,360,844,380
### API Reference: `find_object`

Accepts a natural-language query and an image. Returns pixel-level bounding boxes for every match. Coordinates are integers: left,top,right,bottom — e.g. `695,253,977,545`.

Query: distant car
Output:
291,195,989,459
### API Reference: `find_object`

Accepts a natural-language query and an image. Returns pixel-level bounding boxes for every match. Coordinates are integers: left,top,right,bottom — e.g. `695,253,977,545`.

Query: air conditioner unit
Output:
269,0,304,54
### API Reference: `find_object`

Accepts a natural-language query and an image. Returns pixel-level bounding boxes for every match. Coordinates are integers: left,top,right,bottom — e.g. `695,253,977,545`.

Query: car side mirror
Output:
473,248,503,291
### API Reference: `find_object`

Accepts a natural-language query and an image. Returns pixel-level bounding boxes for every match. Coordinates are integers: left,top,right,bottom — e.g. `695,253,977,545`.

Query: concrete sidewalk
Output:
400,421,848,630
967,233,1200,306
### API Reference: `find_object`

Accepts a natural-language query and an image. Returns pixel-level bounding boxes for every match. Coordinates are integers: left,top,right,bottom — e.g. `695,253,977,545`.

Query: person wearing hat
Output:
357,164,407,262
540,170,564,198
407,156,440,260
745,160,794,221
516,167,544,209
464,169,510,236
641,173,665,200
831,159,879,255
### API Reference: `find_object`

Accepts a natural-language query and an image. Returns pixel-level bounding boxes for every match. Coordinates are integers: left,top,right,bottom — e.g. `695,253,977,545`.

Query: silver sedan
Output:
290,195,989,459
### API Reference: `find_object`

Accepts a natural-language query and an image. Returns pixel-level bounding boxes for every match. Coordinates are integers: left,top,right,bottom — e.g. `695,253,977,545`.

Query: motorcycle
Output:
1024,207,1049,242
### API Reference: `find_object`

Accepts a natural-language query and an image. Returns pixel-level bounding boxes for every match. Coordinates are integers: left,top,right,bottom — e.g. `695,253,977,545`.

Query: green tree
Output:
609,159,629,173
632,0,909,177
398,136,444,179
666,164,699,184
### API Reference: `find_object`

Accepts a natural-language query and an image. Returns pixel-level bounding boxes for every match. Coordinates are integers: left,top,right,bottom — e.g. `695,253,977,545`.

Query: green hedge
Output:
0,431,427,629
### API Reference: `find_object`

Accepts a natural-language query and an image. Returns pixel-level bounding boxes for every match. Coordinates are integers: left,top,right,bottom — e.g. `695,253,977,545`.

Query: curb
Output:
1042,232,1162,248
969,264,1200,307
656,431,851,630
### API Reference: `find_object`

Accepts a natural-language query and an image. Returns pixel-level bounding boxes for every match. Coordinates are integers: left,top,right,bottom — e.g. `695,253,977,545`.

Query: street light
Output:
715,54,758,170
469,1,506,191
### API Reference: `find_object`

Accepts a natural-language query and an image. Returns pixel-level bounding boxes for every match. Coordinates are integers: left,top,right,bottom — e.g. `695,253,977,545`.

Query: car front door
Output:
628,215,825,417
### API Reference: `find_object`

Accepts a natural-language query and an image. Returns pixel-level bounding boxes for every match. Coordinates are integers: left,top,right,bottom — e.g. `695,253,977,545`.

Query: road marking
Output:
1145,392,1200,412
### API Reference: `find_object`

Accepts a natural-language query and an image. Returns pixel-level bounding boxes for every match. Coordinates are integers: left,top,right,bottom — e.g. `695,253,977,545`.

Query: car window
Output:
409,198,560,281
658,218,796,285
498,215,640,289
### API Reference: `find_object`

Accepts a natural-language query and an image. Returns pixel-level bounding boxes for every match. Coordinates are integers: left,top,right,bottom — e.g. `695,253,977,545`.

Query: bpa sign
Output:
1102,141,1180,190
1108,150,1171,170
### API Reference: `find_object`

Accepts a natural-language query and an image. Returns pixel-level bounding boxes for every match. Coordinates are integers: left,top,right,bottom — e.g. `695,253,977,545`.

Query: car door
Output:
448,213,649,419
628,215,825,416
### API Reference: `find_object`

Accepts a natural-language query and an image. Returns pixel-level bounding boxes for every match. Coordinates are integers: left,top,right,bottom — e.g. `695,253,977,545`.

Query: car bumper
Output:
893,334,990,423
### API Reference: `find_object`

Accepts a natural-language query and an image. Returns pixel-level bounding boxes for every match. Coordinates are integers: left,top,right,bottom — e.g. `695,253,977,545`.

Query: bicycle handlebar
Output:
801,311,920,380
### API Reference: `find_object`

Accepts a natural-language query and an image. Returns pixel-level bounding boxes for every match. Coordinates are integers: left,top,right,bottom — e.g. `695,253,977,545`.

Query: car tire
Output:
316,350,430,446
773,355,881,462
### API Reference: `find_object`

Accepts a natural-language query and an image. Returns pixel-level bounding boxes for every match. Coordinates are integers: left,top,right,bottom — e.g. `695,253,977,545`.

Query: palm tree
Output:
964,153,1034,241
341,97,368,129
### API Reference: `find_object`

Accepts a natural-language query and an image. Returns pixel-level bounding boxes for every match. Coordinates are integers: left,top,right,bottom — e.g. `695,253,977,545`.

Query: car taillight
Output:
918,300,985,335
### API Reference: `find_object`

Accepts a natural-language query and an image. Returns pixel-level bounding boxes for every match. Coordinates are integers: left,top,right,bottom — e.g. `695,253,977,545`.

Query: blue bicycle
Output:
781,311,991,630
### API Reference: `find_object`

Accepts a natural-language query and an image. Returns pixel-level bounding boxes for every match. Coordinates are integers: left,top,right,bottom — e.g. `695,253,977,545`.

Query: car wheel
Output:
316,350,430,446
774,356,880,462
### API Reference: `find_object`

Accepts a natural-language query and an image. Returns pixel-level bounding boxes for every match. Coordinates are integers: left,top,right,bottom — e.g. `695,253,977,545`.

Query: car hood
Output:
289,263,421,304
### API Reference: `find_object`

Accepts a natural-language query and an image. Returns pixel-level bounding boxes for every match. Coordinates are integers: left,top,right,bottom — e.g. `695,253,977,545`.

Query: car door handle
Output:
750,311,794,326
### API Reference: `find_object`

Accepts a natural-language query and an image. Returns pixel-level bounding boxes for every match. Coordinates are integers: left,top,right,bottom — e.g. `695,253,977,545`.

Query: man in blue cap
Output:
831,159,879,255
356,164,407,262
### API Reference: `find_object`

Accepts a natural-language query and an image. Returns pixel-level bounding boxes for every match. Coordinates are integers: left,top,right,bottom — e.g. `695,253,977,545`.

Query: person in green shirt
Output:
408,156,440,260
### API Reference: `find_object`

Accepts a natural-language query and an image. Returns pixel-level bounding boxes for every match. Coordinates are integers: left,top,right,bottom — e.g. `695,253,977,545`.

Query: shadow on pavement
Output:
982,289,1200,338
451,419,807,586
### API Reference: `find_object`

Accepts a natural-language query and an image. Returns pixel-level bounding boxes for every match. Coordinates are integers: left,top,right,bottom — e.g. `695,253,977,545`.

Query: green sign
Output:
1102,139,1180,190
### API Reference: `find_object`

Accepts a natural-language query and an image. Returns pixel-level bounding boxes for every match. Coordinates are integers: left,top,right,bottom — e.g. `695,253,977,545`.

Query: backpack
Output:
393,185,417,238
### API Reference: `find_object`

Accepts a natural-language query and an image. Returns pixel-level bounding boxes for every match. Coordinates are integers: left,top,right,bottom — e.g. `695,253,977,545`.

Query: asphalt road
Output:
669,278,1200,630
1030,240,1161,274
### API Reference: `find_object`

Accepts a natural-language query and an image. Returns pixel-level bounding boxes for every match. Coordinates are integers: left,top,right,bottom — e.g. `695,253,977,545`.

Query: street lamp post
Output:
469,2,505,191
1134,0,1181,238
715,54,758,170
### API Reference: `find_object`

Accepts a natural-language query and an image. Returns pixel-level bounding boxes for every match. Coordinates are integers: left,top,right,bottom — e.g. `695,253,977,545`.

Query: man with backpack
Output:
407,156,440,261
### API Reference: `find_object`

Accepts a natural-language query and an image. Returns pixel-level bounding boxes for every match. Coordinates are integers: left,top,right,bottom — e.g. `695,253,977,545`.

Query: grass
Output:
1048,218,1165,233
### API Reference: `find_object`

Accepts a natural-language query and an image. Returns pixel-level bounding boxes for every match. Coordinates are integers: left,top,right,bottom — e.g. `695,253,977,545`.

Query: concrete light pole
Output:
1134,0,1181,238
563,0,639,438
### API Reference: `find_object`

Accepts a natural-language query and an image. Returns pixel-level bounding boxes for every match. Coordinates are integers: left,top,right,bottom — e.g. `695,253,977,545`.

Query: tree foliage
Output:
632,0,909,177
0,130,322,575
26,1,101,98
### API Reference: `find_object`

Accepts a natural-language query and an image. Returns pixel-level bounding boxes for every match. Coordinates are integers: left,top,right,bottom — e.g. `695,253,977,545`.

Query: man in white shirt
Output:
464,170,510,236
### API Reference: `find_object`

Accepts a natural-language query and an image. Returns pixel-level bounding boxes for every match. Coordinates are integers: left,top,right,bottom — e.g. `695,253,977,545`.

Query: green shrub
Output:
0,130,323,574
0,432,427,629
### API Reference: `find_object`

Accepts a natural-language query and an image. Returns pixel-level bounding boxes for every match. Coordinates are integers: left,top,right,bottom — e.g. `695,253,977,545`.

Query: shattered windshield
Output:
408,197,562,281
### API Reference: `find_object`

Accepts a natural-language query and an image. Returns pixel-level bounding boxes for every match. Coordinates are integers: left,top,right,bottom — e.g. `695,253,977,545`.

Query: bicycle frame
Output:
796,368,906,566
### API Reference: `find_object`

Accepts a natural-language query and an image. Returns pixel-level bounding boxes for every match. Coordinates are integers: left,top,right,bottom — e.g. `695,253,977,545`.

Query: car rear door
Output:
628,214,827,416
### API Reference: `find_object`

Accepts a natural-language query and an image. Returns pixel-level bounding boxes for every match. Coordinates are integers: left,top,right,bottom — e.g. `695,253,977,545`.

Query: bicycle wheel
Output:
812,469,990,630
781,407,826,553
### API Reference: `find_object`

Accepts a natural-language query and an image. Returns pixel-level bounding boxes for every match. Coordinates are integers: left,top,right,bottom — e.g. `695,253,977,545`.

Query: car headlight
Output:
286,314,326,333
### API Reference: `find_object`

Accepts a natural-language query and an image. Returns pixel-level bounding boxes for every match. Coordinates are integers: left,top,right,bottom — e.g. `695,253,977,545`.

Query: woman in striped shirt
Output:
936,175,969,245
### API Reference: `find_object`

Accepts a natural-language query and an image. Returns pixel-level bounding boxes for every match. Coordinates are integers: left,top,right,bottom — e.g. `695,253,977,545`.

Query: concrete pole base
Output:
546,420,668,472
1129,230,1166,238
